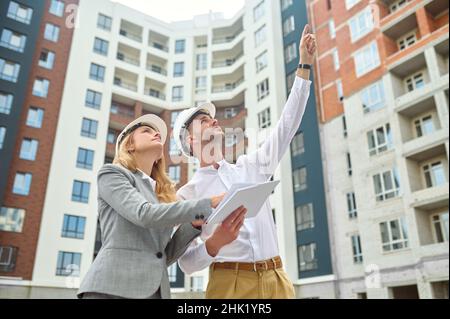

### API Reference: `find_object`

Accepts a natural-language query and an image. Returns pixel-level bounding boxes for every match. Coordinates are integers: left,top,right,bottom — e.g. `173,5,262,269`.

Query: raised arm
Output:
242,25,317,179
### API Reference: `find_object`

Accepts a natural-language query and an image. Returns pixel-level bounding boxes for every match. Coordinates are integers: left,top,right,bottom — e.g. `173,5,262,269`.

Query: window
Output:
361,80,385,113
175,39,185,54
291,132,305,156
172,86,184,102
286,72,296,91
85,90,102,109
0,246,18,272
169,137,180,156
19,138,38,161
171,111,181,128
62,215,86,239
380,217,409,252
49,0,65,17
332,49,340,70
293,167,307,192
329,20,336,39
257,79,270,101
13,173,32,196
89,63,105,82
351,235,363,263
0,92,13,114
414,114,435,138
196,53,207,71
346,0,361,9
346,153,352,176
284,42,297,63
423,161,446,188
390,0,412,13
7,1,33,24
283,16,295,36
342,115,348,137
256,51,268,73
224,108,237,119
93,38,109,56
168,264,178,282
347,192,358,219
254,1,265,22
0,58,20,83
77,148,94,170
405,72,425,92
354,42,380,77
258,107,271,129
81,118,98,139
0,127,5,149
72,180,90,203
295,203,314,231
107,129,117,144
367,123,392,156
255,25,267,47
373,169,400,201
281,0,293,11
398,31,417,50
0,29,27,52
191,276,203,292
44,23,60,42
336,80,344,101
97,14,112,31
56,251,81,277
348,7,373,42
168,166,181,183
38,50,55,69
431,211,449,243
0,207,25,233
26,108,44,128
32,78,50,98
298,243,318,271
173,62,185,77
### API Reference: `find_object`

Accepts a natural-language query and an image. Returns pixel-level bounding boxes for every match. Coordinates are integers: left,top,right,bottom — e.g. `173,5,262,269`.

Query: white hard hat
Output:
172,102,216,158
115,114,167,155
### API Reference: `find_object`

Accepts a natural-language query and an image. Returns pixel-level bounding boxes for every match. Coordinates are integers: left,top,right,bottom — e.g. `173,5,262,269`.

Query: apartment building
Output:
308,0,449,298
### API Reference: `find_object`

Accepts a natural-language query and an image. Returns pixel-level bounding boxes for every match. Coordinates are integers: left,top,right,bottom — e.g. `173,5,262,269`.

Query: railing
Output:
147,89,166,100
119,29,142,42
212,77,244,93
147,64,168,76
149,41,169,52
212,52,244,68
117,53,140,66
114,78,137,91
212,28,244,44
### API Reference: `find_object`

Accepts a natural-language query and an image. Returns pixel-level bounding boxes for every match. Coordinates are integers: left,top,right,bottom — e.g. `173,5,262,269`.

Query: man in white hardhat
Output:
173,24,317,299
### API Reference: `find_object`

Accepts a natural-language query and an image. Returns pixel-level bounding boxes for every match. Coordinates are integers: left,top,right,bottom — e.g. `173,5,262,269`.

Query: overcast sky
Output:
112,0,246,22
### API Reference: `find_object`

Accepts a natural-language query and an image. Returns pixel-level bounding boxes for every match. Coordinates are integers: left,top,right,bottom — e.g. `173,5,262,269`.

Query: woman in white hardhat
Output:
78,114,227,299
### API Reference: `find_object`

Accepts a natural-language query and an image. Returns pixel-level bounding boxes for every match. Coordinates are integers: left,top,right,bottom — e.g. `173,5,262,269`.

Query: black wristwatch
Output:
298,63,312,70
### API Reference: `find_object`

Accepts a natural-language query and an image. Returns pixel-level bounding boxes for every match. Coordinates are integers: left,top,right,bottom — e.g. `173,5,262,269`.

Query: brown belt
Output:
211,256,283,272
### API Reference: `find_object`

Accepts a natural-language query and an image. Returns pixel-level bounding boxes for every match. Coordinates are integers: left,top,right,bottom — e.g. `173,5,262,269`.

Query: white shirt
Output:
177,76,311,275
137,169,157,191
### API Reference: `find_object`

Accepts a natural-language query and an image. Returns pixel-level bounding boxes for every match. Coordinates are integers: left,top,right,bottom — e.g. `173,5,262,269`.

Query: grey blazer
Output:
78,164,212,299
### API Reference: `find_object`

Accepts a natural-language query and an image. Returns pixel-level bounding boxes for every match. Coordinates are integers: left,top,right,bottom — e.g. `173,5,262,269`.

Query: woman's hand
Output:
205,206,247,257
210,193,225,209
191,193,226,228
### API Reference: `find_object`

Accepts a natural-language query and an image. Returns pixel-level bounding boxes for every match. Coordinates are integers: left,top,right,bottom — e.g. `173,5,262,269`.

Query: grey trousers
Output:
80,287,161,299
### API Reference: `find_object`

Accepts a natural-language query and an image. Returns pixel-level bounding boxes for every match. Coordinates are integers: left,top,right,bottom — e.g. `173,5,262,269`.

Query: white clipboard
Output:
205,180,280,225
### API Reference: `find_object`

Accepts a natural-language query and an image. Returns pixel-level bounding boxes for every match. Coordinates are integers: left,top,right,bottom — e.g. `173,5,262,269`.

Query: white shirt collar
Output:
137,169,156,191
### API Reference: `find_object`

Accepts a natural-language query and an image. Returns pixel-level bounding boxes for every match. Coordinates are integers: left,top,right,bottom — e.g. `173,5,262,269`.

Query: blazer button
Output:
156,252,163,259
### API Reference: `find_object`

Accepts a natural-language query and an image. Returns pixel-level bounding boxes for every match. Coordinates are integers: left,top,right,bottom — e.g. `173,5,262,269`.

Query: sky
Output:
112,0,246,23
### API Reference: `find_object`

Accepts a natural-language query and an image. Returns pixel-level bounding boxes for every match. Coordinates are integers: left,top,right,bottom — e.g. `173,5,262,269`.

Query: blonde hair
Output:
113,132,177,203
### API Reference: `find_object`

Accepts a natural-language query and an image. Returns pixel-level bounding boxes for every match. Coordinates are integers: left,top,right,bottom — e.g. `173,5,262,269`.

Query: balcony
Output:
117,43,140,67
119,20,143,43
144,78,166,101
414,204,448,248
212,17,244,51
110,101,135,127
148,30,169,53
146,53,167,77
211,42,244,75
113,68,138,92
380,0,418,29
402,130,448,160
216,106,247,129
212,77,244,94
435,37,449,77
